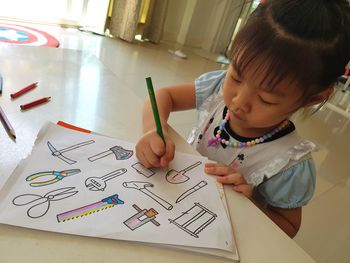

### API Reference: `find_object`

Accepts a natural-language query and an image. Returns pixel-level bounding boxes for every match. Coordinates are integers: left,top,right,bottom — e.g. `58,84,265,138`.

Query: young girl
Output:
135,0,350,238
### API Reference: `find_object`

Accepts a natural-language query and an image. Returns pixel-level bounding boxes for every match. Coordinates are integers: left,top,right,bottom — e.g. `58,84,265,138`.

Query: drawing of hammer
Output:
122,181,173,210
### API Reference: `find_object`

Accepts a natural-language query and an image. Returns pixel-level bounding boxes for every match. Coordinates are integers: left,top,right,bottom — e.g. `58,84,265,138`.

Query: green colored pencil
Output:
145,77,165,142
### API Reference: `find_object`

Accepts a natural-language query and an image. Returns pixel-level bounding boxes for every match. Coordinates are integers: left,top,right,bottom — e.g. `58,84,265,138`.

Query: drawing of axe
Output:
122,181,173,210
48,140,95,165
88,145,133,162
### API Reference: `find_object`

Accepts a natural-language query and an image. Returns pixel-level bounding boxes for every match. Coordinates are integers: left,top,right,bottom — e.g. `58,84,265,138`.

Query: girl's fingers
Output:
216,173,246,185
233,184,253,198
165,138,175,162
135,131,173,168
204,163,234,175
150,137,166,157
136,142,152,168
204,162,252,198
142,145,161,167
159,137,175,168
135,146,153,168
139,152,153,168
159,156,168,168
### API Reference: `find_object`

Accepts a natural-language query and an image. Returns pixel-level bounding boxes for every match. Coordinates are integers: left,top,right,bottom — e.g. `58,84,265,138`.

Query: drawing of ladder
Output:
168,203,217,238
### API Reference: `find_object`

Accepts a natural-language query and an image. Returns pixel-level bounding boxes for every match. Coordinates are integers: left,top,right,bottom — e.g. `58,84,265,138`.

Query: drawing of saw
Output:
56,194,124,222
48,140,95,164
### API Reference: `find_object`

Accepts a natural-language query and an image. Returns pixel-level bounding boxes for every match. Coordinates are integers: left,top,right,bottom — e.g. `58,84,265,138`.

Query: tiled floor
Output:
2,22,350,263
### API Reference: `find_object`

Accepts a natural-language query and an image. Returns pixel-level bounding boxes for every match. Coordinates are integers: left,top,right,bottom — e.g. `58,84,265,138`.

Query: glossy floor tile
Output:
2,22,349,263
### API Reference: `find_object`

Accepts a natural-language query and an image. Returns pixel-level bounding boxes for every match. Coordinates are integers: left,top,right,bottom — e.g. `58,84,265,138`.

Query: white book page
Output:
0,122,237,259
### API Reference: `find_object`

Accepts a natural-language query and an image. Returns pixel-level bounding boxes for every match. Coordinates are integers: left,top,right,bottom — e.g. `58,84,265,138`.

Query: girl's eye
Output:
259,96,275,105
231,75,241,83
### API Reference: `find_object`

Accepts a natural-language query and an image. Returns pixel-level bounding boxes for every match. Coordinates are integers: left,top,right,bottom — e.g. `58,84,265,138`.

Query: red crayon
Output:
10,82,38,99
20,97,51,111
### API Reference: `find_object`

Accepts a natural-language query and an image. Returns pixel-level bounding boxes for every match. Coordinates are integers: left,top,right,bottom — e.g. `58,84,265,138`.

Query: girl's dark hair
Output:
231,0,350,105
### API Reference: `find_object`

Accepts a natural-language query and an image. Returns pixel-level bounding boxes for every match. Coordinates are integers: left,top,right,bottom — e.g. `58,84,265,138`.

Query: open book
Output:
0,122,239,261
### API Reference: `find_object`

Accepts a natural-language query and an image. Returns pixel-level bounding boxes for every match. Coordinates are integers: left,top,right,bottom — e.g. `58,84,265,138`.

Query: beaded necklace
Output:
208,111,290,148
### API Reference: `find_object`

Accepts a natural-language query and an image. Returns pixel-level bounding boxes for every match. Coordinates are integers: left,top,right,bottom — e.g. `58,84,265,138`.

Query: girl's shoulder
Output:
195,70,227,85
195,70,227,109
243,132,316,186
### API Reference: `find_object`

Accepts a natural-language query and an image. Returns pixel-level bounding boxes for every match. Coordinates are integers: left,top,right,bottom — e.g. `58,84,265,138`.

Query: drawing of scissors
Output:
12,187,78,219
26,169,81,187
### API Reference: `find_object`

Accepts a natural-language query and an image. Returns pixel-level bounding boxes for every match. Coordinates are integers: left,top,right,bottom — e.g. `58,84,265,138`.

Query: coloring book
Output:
0,122,239,261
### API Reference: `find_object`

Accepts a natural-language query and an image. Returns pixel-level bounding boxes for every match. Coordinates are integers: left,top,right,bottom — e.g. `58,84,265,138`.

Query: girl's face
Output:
223,64,303,137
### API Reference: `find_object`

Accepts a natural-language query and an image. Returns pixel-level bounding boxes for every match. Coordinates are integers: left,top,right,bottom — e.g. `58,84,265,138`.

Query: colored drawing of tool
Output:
48,140,95,165
12,187,78,219
123,181,173,210
176,180,208,203
131,162,155,178
169,203,217,238
88,145,133,162
56,194,124,222
26,169,81,187
124,204,160,231
166,161,202,184
85,168,127,191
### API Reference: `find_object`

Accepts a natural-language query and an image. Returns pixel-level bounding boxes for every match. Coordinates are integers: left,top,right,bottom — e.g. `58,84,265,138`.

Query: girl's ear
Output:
303,86,334,107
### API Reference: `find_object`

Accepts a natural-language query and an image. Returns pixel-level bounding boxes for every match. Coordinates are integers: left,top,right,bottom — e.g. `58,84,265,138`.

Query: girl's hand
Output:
204,163,253,198
135,130,175,168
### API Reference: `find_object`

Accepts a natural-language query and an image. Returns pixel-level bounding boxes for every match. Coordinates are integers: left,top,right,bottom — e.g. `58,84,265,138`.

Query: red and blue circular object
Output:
0,24,59,47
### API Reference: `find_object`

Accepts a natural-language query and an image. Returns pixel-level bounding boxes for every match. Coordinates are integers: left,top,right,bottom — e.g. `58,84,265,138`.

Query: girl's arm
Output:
250,199,301,238
142,84,196,134
136,84,196,168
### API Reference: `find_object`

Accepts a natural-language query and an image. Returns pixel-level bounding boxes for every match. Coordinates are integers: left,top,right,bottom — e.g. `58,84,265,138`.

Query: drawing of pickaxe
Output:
122,181,173,210
88,145,133,162
48,140,95,165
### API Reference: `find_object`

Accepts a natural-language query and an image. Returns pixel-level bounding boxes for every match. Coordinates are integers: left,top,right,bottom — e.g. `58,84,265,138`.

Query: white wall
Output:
162,0,188,43
162,0,243,54
185,0,213,48
0,0,86,26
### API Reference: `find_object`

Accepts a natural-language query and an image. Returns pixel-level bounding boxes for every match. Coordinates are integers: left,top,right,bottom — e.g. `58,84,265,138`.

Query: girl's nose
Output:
231,88,252,113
